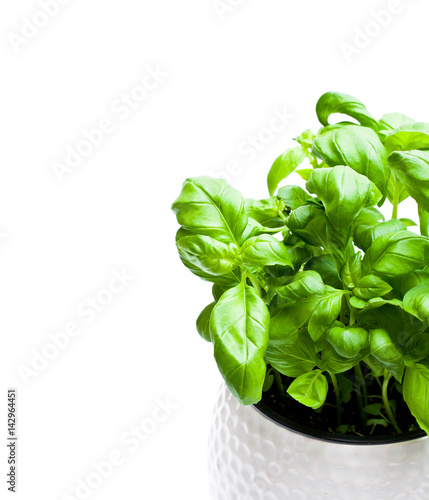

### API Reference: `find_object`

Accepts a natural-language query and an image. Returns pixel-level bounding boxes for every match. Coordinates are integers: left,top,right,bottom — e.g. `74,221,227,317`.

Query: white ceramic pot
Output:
208,385,429,500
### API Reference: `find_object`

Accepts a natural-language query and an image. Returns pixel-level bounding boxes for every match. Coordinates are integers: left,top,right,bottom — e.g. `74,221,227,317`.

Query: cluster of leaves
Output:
172,91,429,437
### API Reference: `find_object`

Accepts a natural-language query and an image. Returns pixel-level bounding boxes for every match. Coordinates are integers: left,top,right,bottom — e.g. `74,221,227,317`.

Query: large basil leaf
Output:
241,234,293,272
362,230,429,278
312,125,389,200
316,92,378,131
327,325,368,358
196,302,215,342
210,282,270,405
265,332,318,377
403,364,429,434
353,275,392,300
378,113,415,141
275,271,326,307
369,329,404,382
172,177,248,244
306,166,382,229
269,287,346,342
177,235,239,276
388,151,429,212
267,146,307,196
354,219,407,252
286,369,329,409
403,285,429,322
385,122,429,154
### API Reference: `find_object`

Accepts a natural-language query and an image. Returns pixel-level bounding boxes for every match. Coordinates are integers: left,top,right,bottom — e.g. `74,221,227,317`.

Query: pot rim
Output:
253,399,427,446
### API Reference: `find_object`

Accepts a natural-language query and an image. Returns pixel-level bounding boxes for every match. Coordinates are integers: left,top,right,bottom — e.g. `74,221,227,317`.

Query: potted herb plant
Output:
172,92,429,499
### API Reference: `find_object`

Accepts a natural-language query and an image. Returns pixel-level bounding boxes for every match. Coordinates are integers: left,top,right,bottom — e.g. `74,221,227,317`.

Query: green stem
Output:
330,372,342,427
308,152,319,169
247,271,262,297
355,363,369,408
340,295,347,324
354,363,368,429
392,179,400,219
273,369,285,397
382,369,401,434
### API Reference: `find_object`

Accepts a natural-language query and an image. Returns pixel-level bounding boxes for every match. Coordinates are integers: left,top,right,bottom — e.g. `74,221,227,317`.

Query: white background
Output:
1,1,428,499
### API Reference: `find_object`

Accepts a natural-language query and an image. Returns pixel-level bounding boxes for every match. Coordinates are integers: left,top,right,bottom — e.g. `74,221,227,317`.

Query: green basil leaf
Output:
244,197,285,227
369,329,404,382
354,275,392,300
275,271,326,307
277,185,313,211
403,284,429,322
385,122,429,154
403,364,429,434
316,92,378,131
386,174,409,206
327,326,369,358
270,287,346,342
357,297,403,313
349,296,368,309
267,146,307,196
175,227,192,241
399,218,417,227
294,129,316,148
388,151,429,212
419,205,429,238
403,333,429,363
304,255,342,288
353,206,385,227
210,282,270,405
340,253,363,289
266,332,318,377
295,168,313,181
212,284,229,302
172,177,248,244
354,219,407,252
362,230,429,278
363,403,383,416
286,203,354,271
241,234,293,272
306,166,382,229
390,270,429,297
287,370,329,409
322,344,365,374
378,113,415,141
196,302,215,342
177,235,239,276
312,125,389,200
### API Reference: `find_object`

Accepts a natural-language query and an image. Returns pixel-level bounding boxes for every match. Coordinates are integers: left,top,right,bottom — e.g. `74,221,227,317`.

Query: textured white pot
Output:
208,385,429,500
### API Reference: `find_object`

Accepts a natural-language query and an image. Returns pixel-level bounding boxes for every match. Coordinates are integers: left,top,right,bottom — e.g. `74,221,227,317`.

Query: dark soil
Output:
261,370,420,438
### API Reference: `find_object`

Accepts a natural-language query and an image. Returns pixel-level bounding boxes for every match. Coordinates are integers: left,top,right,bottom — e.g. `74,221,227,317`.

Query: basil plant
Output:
172,92,429,437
